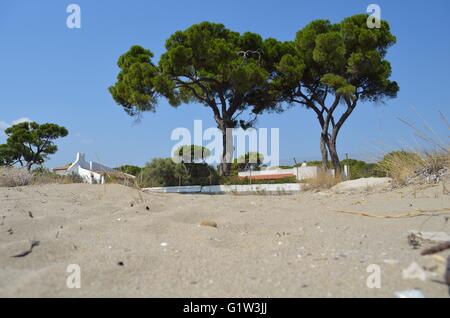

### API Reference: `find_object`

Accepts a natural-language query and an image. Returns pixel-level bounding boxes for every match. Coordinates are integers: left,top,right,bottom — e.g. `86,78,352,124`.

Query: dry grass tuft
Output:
103,171,136,187
32,171,83,185
0,167,32,187
303,171,341,190
378,150,449,186
0,167,84,187
377,111,450,186
377,151,423,185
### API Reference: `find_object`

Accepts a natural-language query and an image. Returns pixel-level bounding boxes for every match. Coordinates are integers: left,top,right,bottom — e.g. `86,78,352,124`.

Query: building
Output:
53,153,135,184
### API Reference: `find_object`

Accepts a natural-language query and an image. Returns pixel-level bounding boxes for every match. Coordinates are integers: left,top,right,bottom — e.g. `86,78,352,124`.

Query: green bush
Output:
184,162,220,186
340,159,384,179
137,158,299,187
137,158,220,187
230,152,265,176
304,159,383,179
137,158,188,187
115,165,142,176
173,145,211,163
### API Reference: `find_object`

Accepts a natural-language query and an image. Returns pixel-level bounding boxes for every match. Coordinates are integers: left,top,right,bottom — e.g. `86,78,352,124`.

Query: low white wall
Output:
238,166,322,181
293,166,321,180
145,185,202,193
238,168,294,177
143,183,301,194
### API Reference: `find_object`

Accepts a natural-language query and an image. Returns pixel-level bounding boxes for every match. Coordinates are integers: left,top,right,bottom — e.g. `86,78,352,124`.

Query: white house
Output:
53,153,134,184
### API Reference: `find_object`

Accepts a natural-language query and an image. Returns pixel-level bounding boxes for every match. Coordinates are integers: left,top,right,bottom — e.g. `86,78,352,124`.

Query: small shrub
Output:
302,171,340,190
115,165,142,176
137,158,189,187
230,152,265,176
184,162,220,186
103,171,136,187
0,166,32,187
31,168,83,185
341,159,384,179
377,151,424,185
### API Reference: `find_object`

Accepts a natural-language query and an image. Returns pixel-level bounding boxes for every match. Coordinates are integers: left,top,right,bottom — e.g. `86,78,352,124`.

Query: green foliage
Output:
303,159,383,179
0,122,68,170
136,157,300,187
137,158,188,187
231,152,265,175
173,144,211,163
108,46,159,115
284,14,399,102
184,162,220,186
109,17,399,175
115,165,142,176
137,157,220,187
109,22,284,124
304,160,324,167
109,22,290,176
254,14,400,173
237,152,264,164
0,144,18,166
340,159,382,179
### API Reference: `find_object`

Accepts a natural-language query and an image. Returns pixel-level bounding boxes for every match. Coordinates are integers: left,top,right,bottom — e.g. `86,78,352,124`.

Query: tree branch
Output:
332,96,358,137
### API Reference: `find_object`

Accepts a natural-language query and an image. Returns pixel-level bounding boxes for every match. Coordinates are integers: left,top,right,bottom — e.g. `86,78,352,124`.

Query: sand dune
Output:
0,183,449,297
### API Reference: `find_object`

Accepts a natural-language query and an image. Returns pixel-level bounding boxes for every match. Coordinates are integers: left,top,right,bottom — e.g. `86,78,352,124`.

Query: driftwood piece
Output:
421,241,450,255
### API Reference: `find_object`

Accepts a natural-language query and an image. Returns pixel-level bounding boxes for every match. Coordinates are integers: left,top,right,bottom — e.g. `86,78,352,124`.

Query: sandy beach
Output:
0,182,449,297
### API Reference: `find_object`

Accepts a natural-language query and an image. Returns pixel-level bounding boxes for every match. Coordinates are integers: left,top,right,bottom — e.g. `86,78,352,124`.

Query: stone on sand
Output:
331,177,392,192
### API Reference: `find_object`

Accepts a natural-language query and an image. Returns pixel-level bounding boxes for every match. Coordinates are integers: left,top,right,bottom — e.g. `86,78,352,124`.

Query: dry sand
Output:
0,182,449,297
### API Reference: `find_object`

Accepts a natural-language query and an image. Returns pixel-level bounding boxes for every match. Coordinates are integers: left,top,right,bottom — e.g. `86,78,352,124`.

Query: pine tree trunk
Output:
328,136,341,177
320,133,329,170
219,125,233,176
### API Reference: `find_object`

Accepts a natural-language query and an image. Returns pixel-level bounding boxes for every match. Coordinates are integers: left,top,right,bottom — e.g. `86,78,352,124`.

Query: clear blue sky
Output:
0,0,449,167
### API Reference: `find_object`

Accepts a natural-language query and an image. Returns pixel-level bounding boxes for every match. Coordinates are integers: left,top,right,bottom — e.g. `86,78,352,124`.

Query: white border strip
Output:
143,183,301,194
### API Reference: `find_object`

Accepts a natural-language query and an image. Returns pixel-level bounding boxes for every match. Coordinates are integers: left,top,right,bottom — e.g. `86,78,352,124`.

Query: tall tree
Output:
174,144,211,163
232,151,265,174
256,15,399,174
109,22,289,176
0,122,68,170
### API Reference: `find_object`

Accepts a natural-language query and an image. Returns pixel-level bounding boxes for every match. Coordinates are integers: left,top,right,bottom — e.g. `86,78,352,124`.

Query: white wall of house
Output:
62,153,112,184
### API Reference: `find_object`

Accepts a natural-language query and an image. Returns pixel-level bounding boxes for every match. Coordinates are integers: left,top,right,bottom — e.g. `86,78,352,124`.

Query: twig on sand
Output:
11,240,40,258
332,208,450,219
